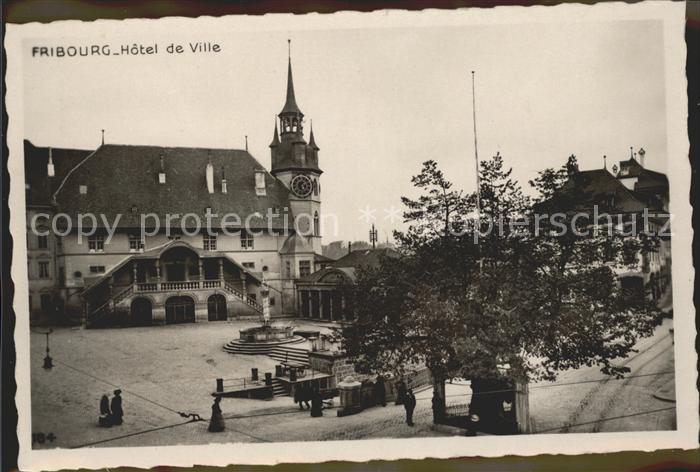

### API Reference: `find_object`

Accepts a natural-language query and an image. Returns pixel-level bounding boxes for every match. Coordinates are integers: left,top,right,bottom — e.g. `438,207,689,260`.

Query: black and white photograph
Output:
5,2,696,469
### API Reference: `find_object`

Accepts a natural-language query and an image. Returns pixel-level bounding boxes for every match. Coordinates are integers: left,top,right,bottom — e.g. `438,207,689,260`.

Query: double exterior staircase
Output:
87,278,264,326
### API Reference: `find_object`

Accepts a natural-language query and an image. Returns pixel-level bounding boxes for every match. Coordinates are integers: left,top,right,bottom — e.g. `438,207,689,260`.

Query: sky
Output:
22,18,668,244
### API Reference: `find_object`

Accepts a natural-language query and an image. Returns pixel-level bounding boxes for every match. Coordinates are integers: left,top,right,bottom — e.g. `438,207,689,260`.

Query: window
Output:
255,171,266,196
203,233,217,251
88,234,104,252
242,262,255,269
79,185,87,194
313,212,320,237
90,265,106,274
40,294,52,313
269,296,275,306
299,260,311,278
38,261,50,279
240,230,254,249
38,235,48,249
129,234,144,252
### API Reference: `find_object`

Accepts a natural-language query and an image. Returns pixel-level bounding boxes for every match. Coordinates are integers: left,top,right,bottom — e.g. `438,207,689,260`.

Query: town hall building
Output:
25,52,326,327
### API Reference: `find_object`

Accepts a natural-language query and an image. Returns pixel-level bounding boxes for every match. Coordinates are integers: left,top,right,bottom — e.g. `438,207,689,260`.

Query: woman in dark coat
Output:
208,397,225,432
98,394,111,427
110,389,123,425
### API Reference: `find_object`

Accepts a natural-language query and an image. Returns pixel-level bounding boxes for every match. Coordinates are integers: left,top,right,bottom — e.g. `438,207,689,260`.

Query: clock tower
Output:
270,44,322,252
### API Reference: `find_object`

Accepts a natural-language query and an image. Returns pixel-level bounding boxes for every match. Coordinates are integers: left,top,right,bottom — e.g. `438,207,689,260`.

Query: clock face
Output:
291,174,313,198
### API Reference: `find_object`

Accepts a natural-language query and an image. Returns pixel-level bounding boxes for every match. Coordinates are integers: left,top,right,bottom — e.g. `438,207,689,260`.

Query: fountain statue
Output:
238,276,294,343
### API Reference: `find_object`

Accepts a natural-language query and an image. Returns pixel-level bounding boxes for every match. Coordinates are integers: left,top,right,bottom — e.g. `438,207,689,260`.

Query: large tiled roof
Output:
53,144,294,229
537,169,659,214
297,247,400,284
24,140,93,207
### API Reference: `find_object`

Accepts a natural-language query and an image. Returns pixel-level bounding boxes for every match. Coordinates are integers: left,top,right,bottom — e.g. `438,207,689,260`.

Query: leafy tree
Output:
341,153,661,431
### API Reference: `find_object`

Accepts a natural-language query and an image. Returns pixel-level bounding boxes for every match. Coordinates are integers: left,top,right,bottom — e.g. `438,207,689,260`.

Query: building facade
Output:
25,53,328,327
538,150,671,306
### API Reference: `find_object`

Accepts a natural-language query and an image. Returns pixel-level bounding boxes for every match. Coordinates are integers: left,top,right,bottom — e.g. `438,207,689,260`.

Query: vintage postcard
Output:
6,2,697,470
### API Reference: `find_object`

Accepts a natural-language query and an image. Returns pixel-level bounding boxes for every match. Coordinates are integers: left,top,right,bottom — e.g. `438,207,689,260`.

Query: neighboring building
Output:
24,51,327,327
537,149,671,304
296,247,400,322
24,141,93,324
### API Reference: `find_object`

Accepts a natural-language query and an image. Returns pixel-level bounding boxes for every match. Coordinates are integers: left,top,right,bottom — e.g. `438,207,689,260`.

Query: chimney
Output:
221,167,227,194
348,241,352,254
206,153,214,194
47,148,55,177
638,147,646,167
158,155,166,183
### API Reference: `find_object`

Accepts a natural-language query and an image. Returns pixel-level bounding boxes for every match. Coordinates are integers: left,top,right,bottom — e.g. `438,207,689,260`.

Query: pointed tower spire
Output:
270,119,280,147
309,119,319,150
280,39,302,116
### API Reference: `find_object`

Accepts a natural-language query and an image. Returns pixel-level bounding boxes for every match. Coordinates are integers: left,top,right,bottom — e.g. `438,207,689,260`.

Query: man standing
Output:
404,388,416,426
110,389,124,425
374,374,387,407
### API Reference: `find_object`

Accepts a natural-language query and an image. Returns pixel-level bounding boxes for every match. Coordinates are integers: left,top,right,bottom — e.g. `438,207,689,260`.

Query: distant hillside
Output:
322,240,396,260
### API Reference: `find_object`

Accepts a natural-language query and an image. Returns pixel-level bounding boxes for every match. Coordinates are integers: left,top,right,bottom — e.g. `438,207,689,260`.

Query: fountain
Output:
236,278,295,344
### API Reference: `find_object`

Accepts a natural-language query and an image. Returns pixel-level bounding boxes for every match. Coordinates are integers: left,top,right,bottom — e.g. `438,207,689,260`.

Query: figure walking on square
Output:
208,397,225,432
110,389,124,425
310,385,323,417
98,394,112,427
374,374,387,407
404,389,416,426
395,380,407,405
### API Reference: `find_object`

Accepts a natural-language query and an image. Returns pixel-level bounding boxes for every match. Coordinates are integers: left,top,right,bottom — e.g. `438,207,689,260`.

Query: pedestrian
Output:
310,385,323,417
98,394,111,427
374,374,387,407
404,388,416,426
110,389,124,425
395,380,407,406
294,383,305,410
431,392,445,424
208,397,225,432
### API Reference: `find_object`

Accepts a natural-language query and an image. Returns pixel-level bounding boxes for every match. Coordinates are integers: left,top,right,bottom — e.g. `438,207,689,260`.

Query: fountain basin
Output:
239,324,294,343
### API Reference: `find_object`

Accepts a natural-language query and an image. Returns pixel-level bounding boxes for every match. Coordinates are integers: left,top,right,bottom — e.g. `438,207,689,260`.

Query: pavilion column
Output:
198,259,204,286
341,294,347,321
306,291,313,318
132,262,138,286
156,261,161,290
328,291,334,322
218,259,224,282
318,290,324,320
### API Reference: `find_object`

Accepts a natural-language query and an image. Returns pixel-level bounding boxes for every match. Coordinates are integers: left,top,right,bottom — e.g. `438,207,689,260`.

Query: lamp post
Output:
42,329,53,369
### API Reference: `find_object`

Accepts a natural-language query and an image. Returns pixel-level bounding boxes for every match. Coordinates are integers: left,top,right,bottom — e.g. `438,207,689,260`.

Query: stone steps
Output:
270,378,288,396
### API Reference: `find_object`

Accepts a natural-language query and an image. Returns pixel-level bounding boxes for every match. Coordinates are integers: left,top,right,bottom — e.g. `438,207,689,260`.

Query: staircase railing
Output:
88,284,134,326
223,281,264,313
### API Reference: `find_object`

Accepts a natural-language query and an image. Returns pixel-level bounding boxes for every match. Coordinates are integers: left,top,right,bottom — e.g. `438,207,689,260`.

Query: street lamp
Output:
41,329,53,369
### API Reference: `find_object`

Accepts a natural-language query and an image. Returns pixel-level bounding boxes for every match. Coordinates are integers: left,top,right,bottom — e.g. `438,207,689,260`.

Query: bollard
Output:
216,378,224,393
275,364,283,377
264,372,272,386
289,369,297,382
251,368,259,381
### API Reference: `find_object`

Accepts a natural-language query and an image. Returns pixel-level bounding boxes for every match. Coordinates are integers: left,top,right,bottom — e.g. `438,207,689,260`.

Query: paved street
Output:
29,318,675,449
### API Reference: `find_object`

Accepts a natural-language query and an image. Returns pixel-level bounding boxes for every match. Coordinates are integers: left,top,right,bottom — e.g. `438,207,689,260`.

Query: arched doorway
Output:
165,296,195,324
130,298,153,326
208,294,227,321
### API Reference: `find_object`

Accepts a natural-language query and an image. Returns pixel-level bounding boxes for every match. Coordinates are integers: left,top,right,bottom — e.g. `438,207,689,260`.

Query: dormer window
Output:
79,185,87,194
255,171,266,196
128,233,144,252
159,172,166,184
203,233,217,251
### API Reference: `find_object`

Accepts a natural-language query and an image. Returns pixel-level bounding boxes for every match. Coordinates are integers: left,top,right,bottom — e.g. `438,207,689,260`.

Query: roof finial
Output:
101,129,105,145
245,135,248,152
288,38,291,61
603,155,607,169
630,146,634,159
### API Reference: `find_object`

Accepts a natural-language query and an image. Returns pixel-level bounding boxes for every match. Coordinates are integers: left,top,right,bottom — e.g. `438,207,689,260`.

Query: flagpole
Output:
471,70,481,214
